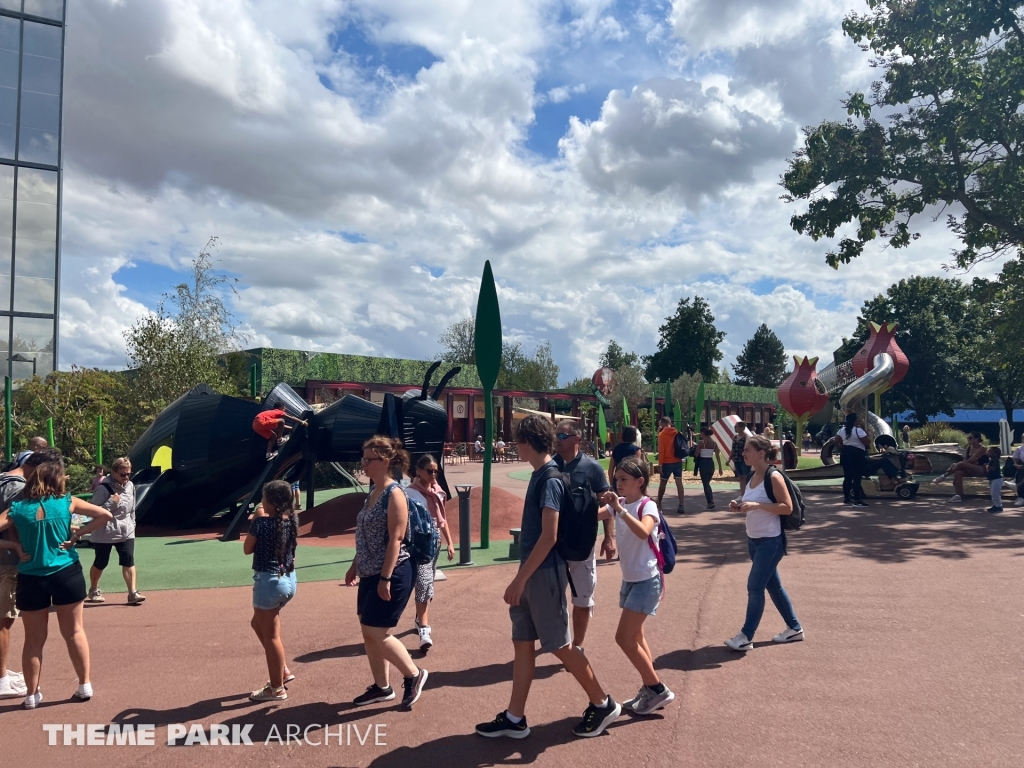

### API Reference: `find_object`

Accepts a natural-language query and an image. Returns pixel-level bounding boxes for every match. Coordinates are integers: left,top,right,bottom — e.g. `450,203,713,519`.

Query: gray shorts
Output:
510,565,571,654
566,548,597,609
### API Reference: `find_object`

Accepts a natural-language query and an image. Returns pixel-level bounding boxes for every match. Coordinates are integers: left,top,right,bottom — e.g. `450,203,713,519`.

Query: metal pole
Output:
46,416,54,446
96,415,103,466
250,364,258,398
455,485,474,566
4,376,11,464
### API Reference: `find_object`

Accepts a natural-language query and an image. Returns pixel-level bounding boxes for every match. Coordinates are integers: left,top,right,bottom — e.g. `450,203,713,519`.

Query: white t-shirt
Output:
1012,445,1024,467
742,475,781,538
615,497,661,583
841,426,868,449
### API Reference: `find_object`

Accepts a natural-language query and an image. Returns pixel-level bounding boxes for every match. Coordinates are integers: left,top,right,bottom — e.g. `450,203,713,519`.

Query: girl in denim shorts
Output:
243,480,298,702
598,457,675,716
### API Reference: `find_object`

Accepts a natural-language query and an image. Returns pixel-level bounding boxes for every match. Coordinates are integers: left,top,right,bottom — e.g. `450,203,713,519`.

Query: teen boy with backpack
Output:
476,415,621,740
553,420,614,653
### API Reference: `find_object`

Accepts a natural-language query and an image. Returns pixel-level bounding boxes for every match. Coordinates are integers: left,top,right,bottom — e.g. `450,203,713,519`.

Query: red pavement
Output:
1,489,1022,767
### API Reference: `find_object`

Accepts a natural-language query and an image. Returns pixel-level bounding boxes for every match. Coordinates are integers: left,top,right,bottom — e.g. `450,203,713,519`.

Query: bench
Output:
509,528,522,560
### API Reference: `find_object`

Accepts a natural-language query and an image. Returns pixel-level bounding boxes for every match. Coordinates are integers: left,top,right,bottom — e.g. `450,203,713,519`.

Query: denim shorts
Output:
253,570,296,610
660,462,683,478
619,575,662,616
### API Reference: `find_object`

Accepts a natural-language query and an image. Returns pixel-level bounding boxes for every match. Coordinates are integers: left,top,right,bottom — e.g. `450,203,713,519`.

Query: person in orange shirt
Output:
252,409,308,461
655,417,686,514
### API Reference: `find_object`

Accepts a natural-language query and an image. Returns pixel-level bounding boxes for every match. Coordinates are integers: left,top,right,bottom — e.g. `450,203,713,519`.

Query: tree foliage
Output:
841,276,982,422
123,238,247,423
733,323,787,387
438,318,476,364
609,364,649,428
643,296,724,383
782,0,1024,269
498,340,559,391
971,259,1024,426
671,372,703,421
599,340,639,371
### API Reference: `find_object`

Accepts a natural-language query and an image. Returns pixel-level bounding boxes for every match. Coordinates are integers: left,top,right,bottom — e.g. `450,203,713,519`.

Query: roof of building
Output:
893,409,1024,423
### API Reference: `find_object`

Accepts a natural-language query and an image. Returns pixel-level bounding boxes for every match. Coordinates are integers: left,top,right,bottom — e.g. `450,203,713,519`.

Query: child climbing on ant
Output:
252,409,308,461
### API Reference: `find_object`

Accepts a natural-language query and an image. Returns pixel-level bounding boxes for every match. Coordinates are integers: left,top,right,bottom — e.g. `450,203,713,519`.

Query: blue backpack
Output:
384,485,440,566
636,498,677,575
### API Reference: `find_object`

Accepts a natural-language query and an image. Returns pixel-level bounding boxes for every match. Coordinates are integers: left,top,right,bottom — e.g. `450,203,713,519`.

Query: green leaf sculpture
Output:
473,260,502,549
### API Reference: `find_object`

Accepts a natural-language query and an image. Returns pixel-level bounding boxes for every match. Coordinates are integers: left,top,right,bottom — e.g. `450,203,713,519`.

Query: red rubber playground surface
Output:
1,491,1022,767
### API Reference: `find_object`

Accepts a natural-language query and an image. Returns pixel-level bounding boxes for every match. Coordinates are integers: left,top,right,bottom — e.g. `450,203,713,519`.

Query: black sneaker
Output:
987,506,1003,514
353,683,395,706
852,500,869,507
401,669,428,710
573,697,621,738
476,711,530,739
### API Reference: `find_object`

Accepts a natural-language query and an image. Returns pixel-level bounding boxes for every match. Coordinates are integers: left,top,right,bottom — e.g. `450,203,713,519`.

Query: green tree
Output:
782,0,1024,270
643,296,724,382
599,340,639,371
497,341,559,391
843,276,982,422
438,318,476,364
972,259,1024,427
732,324,787,387
123,238,246,422
561,376,594,394
609,364,649,429
670,372,702,418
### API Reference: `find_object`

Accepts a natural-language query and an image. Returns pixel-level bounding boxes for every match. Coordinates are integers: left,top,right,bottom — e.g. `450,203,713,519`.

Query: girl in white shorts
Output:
598,457,675,717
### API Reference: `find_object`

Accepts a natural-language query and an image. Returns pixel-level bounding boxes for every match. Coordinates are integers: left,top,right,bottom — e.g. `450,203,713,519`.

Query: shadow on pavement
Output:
427,661,562,690
294,642,365,663
367,715,607,767
655,644,748,672
675,491,1024,566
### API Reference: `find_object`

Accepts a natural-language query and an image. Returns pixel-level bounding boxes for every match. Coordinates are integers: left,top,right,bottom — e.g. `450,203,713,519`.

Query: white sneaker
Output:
0,676,27,698
947,495,962,503
73,682,93,700
772,627,805,643
5,670,24,682
418,625,433,651
725,632,752,652
1015,498,1024,507
86,588,104,603
23,689,42,709
931,475,947,485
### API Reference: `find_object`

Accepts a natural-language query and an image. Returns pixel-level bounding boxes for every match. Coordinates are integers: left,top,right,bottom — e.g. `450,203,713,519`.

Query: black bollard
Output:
455,485,474,566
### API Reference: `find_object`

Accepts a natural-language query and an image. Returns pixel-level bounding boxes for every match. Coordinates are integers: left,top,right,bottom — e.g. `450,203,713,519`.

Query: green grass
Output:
78,536,516,594
797,456,825,470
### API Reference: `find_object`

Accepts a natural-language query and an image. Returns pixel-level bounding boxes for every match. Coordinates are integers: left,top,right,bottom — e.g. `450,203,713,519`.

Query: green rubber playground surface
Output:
76,536,514,594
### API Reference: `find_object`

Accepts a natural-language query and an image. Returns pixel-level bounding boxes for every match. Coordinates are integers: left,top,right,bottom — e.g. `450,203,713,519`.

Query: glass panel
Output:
12,274,52,312
16,166,56,202
0,164,12,233
14,236,50,276
18,22,60,165
23,0,62,21
12,315,53,377
15,168,56,247
0,314,8,379
0,17,18,160
0,1,21,13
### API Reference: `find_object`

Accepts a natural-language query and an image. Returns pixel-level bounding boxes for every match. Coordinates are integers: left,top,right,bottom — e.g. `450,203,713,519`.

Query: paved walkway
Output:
2,491,1021,767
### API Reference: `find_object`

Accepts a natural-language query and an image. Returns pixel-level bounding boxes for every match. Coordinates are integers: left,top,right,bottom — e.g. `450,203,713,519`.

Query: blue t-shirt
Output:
611,442,640,465
521,460,564,569
9,495,79,577
555,452,610,495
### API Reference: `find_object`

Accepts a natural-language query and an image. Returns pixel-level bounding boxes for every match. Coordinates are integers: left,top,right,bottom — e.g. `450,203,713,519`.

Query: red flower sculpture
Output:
777,356,830,419
851,321,909,386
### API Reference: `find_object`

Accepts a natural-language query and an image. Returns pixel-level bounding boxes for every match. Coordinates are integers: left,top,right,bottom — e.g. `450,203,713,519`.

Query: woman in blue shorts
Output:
244,480,299,701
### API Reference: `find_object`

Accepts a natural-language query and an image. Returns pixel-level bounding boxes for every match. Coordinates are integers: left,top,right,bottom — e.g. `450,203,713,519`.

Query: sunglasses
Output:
360,456,384,465
115,471,131,479
422,468,438,475
556,433,578,440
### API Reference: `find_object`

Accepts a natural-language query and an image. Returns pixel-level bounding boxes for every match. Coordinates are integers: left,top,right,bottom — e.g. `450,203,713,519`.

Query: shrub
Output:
66,463,93,495
908,422,986,449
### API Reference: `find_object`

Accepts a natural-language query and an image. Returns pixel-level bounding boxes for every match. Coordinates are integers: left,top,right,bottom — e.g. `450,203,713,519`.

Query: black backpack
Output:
764,466,806,531
532,466,598,563
672,431,689,460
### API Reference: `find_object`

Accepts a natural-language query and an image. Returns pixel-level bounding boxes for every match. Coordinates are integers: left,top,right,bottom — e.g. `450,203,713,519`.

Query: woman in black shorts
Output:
345,436,428,711
86,457,144,605
0,455,112,708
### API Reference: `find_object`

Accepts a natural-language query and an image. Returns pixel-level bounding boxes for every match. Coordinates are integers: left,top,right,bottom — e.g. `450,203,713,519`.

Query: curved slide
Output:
820,353,894,464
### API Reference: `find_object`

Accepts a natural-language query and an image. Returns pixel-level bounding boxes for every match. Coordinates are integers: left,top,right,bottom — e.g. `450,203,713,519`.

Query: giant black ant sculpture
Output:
127,362,462,540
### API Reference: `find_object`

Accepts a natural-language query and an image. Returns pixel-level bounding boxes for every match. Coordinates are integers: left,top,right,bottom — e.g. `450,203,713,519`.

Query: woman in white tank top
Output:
695,427,723,510
723,435,803,652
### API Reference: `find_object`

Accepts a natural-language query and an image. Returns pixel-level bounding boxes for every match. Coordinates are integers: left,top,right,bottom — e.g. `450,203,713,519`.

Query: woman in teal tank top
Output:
0,458,112,709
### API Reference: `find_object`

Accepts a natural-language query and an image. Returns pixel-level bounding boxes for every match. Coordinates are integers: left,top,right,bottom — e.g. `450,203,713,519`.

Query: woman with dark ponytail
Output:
243,480,299,701
833,412,870,507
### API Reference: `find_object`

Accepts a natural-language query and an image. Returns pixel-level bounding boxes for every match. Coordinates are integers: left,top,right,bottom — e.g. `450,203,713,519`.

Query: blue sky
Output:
56,0,987,380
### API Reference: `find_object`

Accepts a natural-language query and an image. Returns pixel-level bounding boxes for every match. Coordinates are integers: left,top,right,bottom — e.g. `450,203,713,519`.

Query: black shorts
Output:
356,558,414,629
16,560,87,612
91,539,136,569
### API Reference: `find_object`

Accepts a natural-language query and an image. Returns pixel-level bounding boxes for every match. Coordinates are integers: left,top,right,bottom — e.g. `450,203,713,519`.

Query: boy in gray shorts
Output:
476,415,620,740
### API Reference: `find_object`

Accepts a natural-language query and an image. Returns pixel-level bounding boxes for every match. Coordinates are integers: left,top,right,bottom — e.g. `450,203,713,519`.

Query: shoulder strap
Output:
764,467,777,503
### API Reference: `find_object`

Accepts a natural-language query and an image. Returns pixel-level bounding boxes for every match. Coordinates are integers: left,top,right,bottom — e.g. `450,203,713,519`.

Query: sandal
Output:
249,684,287,702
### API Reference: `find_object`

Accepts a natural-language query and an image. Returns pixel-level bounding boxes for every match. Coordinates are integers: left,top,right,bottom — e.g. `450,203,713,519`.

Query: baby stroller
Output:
864,434,920,499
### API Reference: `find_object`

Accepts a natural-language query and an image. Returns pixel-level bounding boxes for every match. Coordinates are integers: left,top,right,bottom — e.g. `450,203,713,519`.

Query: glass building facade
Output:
0,0,64,381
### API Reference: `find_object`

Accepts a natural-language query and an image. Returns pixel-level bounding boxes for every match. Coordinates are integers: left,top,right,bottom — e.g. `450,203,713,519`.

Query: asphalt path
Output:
1,491,1021,767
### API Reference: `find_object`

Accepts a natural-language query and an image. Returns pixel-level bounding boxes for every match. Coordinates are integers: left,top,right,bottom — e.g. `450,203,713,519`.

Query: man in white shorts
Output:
553,420,614,652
